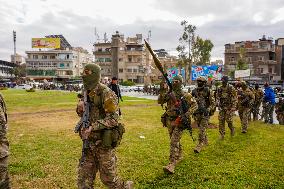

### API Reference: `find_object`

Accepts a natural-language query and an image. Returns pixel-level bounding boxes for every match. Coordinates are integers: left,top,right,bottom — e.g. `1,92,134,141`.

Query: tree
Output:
11,64,26,78
192,36,214,65
236,47,248,70
177,20,196,84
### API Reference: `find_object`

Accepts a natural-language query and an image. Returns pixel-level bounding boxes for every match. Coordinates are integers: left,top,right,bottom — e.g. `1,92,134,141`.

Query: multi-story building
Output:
224,36,280,81
275,38,284,80
94,31,149,83
25,35,93,81
0,60,17,78
11,53,26,65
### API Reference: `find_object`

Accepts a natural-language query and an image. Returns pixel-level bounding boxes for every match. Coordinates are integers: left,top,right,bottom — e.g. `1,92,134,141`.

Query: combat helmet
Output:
82,64,101,90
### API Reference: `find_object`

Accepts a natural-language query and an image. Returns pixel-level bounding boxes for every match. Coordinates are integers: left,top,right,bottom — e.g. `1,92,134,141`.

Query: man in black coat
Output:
108,77,123,115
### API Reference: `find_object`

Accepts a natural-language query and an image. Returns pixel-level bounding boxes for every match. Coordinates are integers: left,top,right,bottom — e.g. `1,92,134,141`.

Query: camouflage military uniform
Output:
275,98,284,125
77,64,133,189
216,76,237,139
0,94,9,189
252,86,263,121
158,76,197,174
192,77,215,153
237,82,255,133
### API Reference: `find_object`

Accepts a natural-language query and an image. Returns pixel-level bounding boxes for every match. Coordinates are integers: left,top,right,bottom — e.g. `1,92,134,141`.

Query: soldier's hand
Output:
81,127,92,140
76,100,84,116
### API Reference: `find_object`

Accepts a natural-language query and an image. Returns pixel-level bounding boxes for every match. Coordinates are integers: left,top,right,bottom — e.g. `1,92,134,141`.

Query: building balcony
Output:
93,51,111,55
125,50,143,56
26,58,72,62
254,60,277,65
225,47,275,53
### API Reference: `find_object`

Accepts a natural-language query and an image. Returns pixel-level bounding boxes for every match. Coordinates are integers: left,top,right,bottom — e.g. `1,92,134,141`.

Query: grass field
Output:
2,89,284,189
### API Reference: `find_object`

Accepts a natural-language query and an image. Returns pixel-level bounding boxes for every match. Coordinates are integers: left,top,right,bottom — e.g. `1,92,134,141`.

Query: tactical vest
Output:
192,87,210,109
218,84,233,107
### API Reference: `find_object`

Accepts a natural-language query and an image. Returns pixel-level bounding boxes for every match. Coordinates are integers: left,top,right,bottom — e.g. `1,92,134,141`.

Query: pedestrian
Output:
76,64,133,189
192,76,216,153
0,93,10,189
263,82,276,124
236,81,255,133
158,75,197,174
216,75,237,140
275,97,284,125
108,77,123,116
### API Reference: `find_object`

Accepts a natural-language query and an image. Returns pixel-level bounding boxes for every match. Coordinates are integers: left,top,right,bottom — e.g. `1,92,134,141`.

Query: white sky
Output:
0,0,284,61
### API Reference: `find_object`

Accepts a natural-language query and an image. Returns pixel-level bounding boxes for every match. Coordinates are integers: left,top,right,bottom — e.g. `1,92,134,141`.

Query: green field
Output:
2,89,284,189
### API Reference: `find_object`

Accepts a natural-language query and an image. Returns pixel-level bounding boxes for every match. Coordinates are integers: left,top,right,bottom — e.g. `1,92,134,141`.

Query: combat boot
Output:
163,163,175,174
194,143,203,153
124,181,134,189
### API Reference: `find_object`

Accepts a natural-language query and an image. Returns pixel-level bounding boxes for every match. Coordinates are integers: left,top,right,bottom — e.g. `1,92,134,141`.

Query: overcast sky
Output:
0,0,283,61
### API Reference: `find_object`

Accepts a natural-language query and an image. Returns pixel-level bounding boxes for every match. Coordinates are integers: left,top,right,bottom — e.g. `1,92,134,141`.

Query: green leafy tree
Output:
177,20,196,84
192,36,214,65
11,64,26,78
236,47,248,70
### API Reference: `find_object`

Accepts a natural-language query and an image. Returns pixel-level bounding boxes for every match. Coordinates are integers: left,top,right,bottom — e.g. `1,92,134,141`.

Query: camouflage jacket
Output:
191,87,216,116
254,88,264,104
275,101,284,113
237,88,255,108
158,90,197,119
0,93,8,158
77,84,119,140
216,84,237,109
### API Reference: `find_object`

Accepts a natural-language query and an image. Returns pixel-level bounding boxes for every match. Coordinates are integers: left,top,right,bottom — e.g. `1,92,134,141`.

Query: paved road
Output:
122,91,280,124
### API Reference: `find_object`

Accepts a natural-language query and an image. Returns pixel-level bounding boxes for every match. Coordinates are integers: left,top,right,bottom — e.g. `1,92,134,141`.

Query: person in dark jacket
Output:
108,77,123,115
263,82,276,124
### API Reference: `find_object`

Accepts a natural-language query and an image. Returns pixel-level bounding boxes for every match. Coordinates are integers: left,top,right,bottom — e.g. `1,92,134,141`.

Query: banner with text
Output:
191,65,223,81
234,69,251,78
32,38,60,48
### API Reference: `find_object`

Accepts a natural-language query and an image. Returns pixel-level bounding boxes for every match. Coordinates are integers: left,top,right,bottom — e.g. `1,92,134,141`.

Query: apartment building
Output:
25,35,93,80
275,38,284,80
224,36,280,81
0,60,16,78
94,31,149,84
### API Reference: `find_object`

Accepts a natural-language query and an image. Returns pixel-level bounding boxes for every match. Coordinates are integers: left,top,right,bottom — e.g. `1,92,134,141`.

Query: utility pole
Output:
13,30,16,64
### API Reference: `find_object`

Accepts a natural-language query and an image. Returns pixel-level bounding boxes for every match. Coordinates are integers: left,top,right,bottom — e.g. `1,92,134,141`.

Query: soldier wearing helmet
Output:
76,64,133,189
191,76,216,153
236,80,255,133
158,75,197,174
216,75,237,140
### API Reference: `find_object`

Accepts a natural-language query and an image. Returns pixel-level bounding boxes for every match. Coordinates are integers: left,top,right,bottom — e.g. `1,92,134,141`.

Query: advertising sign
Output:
167,68,185,82
32,38,60,48
191,65,223,81
234,69,250,78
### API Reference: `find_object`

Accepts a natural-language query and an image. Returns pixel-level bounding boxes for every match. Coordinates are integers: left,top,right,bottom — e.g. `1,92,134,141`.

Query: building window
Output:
260,68,263,73
105,58,112,62
133,69,138,73
246,57,252,62
269,67,272,73
98,48,102,52
127,69,132,73
119,69,123,73
229,57,235,62
128,56,132,62
258,56,264,61
33,55,38,59
67,54,70,59
50,55,55,59
42,55,47,59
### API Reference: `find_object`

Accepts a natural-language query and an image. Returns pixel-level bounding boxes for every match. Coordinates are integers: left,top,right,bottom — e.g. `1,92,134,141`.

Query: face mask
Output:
197,81,204,88
172,81,182,92
82,73,100,90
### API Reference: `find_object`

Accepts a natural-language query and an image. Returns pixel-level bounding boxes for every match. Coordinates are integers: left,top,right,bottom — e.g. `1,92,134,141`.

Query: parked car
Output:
14,84,32,90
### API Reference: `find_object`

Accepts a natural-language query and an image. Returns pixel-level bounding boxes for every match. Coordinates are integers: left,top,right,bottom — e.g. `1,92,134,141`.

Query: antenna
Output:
147,30,151,42
104,32,108,43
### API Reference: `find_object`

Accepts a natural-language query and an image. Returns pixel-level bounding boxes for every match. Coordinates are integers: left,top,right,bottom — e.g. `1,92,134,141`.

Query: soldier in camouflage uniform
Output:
275,97,284,125
252,84,264,121
76,64,133,189
0,93,9,189
216,75,237,140
237,81,255,133
158,75,197,174
192,77,216,153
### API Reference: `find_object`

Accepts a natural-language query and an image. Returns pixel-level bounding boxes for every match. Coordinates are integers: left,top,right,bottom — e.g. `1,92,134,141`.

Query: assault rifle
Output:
145,40,193,140
74,90,91,164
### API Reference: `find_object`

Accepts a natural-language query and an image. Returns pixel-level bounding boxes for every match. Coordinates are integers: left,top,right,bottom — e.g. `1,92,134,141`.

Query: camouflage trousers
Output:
252,102,262,121
77,145,125,189
276,112,284,125
194,115,209,145
0,133,10,189
218,108,235,136
166,119,183,165
263,103,275,124
238,107,250,132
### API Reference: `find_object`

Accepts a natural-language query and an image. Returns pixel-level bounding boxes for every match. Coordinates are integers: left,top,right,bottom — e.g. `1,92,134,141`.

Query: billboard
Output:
235,69,250,78
191,65,223,81
32,38,60,48
167,68,185,82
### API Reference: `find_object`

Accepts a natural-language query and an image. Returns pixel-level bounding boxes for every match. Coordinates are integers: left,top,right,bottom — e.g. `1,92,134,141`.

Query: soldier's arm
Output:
231,87,238,109
93,90,119,130
0,94,7,125
209,89,216,112
185,93,198,115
